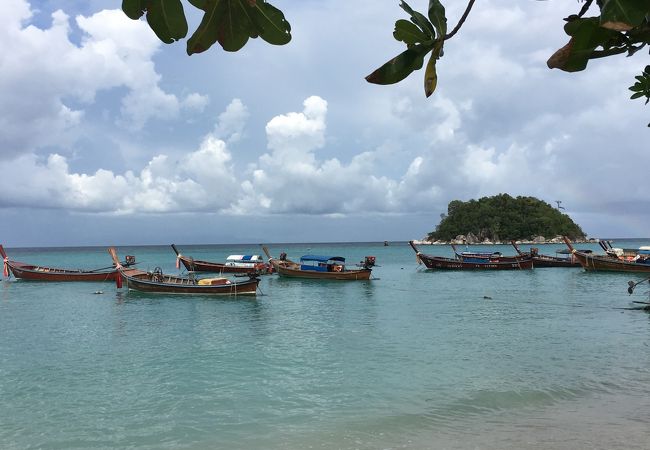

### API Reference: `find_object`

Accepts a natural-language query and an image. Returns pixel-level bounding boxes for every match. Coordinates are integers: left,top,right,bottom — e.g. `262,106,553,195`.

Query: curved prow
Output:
408,240,420,254
108,247,122,269
261,245,273,260
1,245,8,278
511,241,523,256
108,247,124,288
562,236,576,253
171,244,181,256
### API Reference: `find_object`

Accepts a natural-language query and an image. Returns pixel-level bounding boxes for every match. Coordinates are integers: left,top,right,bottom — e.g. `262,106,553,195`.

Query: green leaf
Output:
187,0,290,54
248,1,291,46
630,92,646,99
188,0,250,53
394,19,430,46
366,44,431,85
400,1,435,38
600,0,650,31
146,0,188,44
548,18,619,72
122,0,146,20
423,40,443,97
428,0,447,39
122,0,188,44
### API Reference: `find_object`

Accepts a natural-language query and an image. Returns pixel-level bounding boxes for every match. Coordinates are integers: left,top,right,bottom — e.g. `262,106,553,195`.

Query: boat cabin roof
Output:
226,255,263,262
300,255,346,263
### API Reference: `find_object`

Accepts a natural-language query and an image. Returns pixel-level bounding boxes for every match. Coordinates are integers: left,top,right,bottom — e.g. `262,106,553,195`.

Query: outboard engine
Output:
363,256,376,269
279,252,287,261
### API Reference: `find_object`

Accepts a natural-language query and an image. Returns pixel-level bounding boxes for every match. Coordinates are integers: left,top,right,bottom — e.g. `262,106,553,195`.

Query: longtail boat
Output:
511,241,582,268
450,243,526,263
109,248,259,295
563,237,650,273
171,244,270,274
1,244,134,282
409,241,533,270
262,247,375,280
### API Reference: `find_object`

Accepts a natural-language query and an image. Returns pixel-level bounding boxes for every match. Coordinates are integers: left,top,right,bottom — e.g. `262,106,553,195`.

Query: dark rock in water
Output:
483,296,492,299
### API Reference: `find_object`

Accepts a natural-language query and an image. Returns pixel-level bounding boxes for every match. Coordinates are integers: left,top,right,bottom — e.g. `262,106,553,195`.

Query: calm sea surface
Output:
1,241,649,449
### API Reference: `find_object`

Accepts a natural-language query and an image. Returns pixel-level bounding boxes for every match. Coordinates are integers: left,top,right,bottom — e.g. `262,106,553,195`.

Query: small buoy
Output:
93,291,104,295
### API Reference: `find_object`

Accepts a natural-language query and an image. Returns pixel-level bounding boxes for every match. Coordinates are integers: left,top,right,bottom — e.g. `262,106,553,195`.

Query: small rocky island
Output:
415,194,591,245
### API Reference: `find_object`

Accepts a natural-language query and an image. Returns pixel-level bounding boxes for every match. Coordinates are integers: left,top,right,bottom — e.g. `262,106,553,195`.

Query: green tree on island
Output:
427,194,586,242
121,0,650,123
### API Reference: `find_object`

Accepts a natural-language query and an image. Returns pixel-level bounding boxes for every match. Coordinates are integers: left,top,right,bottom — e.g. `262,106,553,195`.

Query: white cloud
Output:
0,1,205,158
182,93,209,112
0,126,239,214
214,99,249,143
1,0,649,240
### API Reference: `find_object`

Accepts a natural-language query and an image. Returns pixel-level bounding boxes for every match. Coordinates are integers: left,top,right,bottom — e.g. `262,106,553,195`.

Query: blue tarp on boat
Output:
300,255,346,263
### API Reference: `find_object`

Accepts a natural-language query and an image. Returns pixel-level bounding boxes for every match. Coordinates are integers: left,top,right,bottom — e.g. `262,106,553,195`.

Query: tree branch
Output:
578,0,594,18
444,0,476,40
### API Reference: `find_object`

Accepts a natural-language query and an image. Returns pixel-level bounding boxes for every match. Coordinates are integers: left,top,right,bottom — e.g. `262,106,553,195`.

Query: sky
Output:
0,0,648,247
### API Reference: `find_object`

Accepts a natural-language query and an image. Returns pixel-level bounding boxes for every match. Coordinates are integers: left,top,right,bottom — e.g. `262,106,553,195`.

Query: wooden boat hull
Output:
177,257,263,274
530,256,581,268
562,236,650,273
6,262,119,281
1,245,120,281
172,245,269,274
511,241,581,268
418,254,533,270
276,265,372,280
410,241,532,270
571,251,650,273
121,271,259,295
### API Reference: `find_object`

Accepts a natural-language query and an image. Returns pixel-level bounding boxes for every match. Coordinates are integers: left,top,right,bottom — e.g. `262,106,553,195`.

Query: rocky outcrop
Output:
417,234,592,245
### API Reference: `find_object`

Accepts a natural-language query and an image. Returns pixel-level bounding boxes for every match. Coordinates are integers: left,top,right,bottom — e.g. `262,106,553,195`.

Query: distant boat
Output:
109,248,259,295
409,241,533,270
262,246,376,280
511,241,582,268
171,244,270,274
563,237,650,273
276,254,376,280
384,241,389,246
449,243,527,263
1,244,134,282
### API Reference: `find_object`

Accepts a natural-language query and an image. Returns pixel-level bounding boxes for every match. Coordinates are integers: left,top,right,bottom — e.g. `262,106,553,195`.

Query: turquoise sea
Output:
1,241,650,450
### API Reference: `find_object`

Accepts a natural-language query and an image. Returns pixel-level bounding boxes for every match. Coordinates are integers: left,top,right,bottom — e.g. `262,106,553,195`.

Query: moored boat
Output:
563,237,650,273
1,244,134,281
267,251,376,280
409,241,533,270
171,244,270,274
511,241,582,268
450,243,527,263
109,248,259,295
